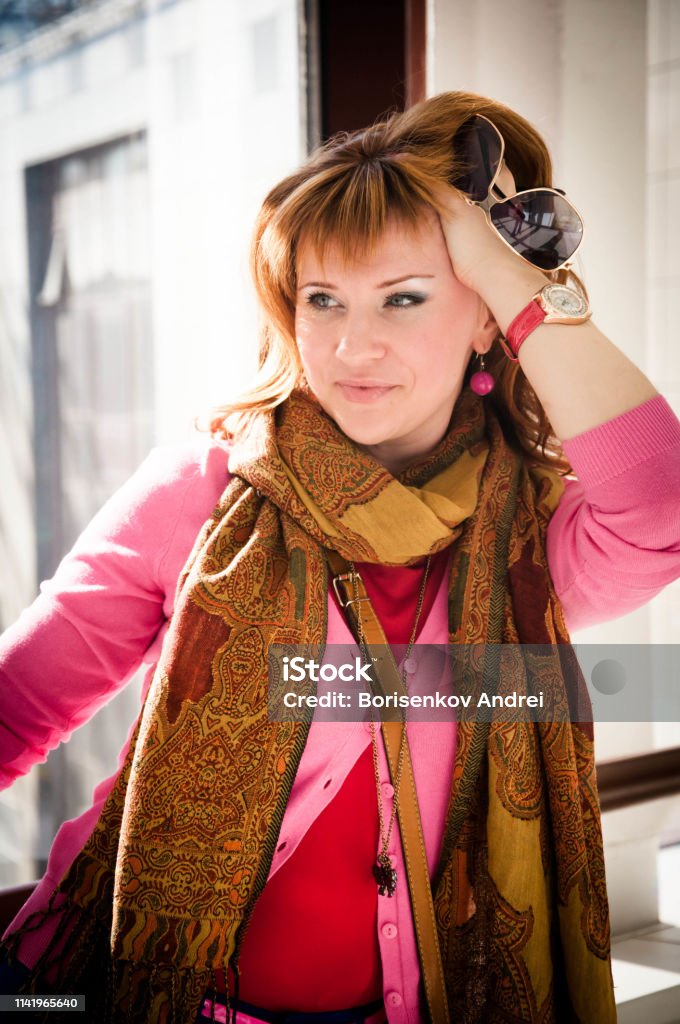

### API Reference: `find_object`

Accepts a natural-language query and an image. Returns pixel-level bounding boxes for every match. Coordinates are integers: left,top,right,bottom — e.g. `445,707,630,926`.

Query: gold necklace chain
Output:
348,554,432,896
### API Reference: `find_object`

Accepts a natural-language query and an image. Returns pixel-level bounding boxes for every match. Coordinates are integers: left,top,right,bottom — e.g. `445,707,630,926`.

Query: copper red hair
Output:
209,91,585,476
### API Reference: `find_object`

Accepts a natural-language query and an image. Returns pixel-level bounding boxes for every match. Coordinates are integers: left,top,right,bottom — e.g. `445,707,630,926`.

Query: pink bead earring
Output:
469,353,495,395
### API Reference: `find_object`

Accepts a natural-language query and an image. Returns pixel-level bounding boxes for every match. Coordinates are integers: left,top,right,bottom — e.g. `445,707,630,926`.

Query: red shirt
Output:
228,549,451,1008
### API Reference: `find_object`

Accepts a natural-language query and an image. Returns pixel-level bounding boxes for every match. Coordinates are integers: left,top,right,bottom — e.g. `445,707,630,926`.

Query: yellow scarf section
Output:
281,445,488,562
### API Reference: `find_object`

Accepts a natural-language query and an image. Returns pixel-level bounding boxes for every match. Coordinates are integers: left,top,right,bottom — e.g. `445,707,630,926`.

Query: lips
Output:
336,381,397,403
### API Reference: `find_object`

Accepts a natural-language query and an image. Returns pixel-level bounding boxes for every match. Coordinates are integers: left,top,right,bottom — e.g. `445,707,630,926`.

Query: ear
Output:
472,299,499,356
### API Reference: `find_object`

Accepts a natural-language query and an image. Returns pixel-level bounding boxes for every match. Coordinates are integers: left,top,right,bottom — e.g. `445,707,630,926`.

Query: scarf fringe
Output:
1,896,212,1024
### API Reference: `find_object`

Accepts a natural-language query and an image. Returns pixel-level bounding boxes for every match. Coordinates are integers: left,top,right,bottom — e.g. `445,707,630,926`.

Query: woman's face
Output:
294,211,498,475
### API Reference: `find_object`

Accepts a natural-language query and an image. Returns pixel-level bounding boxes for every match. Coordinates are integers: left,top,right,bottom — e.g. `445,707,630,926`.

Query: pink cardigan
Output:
2,394,680,1023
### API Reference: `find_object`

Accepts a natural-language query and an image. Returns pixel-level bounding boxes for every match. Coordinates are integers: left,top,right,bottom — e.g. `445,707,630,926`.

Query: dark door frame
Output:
301,0,427,149
405,0,426,107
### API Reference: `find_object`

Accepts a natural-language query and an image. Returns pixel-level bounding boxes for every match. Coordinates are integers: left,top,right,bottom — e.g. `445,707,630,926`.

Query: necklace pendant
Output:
373,854,397,897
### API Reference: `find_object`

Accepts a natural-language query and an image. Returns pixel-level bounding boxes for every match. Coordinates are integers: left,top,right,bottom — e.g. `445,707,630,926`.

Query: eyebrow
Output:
297,273,435,291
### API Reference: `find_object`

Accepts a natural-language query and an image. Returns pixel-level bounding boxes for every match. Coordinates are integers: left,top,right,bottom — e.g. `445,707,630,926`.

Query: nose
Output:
336,313,387,363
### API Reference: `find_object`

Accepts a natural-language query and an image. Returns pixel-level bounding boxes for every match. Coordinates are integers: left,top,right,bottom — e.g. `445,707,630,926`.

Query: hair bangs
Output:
278,155,438,289
213,90,578,480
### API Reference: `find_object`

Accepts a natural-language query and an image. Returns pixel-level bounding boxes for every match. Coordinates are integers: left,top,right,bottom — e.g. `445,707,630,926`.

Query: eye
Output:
385,292,426,308
305,291,340,310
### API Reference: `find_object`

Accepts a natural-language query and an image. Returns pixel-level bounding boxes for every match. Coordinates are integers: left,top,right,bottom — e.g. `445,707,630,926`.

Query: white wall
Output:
0,0,303,617
0,0,303,884
145,0,304,442
428,0,680,936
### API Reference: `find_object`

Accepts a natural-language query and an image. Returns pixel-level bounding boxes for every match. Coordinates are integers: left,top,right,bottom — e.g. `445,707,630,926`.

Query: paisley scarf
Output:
2,386,616,1023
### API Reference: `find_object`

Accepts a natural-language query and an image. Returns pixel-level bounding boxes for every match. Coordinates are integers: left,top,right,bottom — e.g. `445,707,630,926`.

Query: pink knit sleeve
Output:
546,394,680,632
0,440,231,789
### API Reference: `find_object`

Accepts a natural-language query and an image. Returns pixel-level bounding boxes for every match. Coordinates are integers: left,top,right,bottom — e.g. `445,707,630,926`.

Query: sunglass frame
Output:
455,113,586,274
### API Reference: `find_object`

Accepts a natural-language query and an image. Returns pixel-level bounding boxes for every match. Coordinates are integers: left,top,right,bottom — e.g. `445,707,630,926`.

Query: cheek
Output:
296,346,317,385
295,329,317,368
295,310,318,348
295,314,332,372
410,326,471,382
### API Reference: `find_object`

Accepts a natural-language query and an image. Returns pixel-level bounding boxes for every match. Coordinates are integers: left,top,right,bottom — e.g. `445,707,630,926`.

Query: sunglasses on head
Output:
450,114,584,273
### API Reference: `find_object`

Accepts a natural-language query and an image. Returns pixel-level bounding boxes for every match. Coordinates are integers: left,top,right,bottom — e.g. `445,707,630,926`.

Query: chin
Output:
330,414,397,447
341,427,388,447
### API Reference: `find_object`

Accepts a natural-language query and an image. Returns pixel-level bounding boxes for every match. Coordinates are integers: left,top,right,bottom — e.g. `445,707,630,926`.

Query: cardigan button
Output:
386,992,403,1007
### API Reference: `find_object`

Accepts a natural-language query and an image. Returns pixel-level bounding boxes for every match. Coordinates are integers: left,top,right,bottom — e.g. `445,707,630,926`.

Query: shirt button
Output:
404,657,418,674
386,992,403,1007
381,782,394,798
388,853,397,867
381,923,398,939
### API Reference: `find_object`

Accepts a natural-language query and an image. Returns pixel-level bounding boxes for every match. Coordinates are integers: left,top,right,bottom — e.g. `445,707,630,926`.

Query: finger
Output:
431,183,468,211
431,186,481,229
495,160,517,196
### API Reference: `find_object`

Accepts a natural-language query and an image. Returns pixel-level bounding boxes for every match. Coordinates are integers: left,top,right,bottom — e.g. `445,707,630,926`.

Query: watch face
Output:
542,284,588,316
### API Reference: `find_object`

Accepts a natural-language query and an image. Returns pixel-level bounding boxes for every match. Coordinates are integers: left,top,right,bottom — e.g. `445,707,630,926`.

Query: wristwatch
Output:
499,283,592,363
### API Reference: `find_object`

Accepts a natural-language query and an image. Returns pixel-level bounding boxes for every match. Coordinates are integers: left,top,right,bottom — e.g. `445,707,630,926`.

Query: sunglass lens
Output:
489,191,583,270
451,116,502,202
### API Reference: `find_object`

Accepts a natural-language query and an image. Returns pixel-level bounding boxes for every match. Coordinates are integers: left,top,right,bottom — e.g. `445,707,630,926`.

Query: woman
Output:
1,90,679,1024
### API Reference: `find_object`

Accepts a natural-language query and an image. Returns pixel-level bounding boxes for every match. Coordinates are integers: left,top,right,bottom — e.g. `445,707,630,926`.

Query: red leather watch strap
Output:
502,299,547,361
